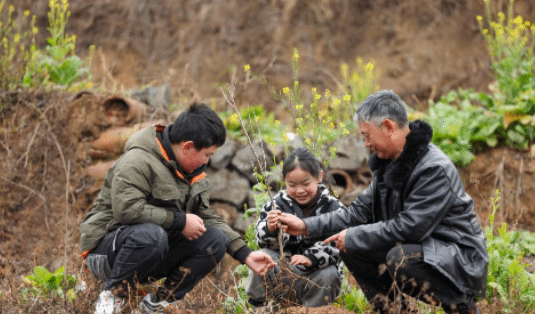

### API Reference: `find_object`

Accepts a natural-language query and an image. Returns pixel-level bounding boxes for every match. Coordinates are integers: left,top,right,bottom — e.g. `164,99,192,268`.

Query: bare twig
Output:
17,122,40,168
64,160,70,283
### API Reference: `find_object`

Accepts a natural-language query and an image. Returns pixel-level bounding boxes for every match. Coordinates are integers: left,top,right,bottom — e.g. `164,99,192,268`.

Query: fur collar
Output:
368,120,433,189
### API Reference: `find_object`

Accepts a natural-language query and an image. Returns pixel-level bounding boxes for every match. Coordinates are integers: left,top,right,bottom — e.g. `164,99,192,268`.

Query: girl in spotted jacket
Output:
246,147,344,308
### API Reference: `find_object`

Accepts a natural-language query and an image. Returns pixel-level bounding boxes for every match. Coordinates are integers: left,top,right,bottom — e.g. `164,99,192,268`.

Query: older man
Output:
278,90,487,314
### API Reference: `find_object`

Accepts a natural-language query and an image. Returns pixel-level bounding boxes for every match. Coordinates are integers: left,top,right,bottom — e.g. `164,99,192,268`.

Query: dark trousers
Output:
341,244,476,314
87,223,229,300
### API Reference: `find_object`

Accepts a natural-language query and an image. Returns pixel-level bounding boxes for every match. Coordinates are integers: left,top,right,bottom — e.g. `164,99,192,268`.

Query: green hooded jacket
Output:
80,125,248,259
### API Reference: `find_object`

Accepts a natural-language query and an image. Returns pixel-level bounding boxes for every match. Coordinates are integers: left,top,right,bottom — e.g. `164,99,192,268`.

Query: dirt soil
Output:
2,0,535,313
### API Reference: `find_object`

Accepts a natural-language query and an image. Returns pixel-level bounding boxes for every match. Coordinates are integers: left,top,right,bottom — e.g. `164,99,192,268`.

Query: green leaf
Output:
33,266,52,286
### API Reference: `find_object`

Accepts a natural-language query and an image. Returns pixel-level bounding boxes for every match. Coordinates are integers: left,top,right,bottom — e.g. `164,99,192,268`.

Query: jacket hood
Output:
368,120,433,189
125,124,164,159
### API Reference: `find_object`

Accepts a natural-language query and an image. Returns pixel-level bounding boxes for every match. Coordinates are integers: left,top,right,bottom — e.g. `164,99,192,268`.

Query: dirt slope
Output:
17,0,535,109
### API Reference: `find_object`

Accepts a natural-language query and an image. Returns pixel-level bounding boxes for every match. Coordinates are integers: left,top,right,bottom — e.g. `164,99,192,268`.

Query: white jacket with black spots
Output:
255,184,344,272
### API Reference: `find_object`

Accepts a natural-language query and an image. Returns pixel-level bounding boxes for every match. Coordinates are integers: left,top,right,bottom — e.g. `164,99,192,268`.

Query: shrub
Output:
0,0,38,89
485,191,535,312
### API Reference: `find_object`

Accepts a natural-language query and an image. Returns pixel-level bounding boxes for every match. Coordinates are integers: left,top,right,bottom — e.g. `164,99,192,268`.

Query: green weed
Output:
24,0,93,89
424,89,501,166
22,265,77,301
485,191,535,312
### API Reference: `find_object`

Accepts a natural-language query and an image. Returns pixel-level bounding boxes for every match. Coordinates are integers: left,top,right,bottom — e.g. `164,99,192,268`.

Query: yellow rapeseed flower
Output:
283,87,290,94
315,94,321,100
364,62,374,72
343,95,351,101
244,64,250,72
293,49,299,60
24,10,30,16
33,27,38,34
283,134,289,142
514,15,523,25
344,129,350,134
333,98,341,106
275,120,280,124
295,104,303,110
325,89,331,97
476,15,483,21
311,87,317,94
305,138,311,144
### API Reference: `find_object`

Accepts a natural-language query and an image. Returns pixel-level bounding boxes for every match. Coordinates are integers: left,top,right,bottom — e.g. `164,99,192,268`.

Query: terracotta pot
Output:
89,121,163,159
86,159,117,181
102,95,148,127
329,168,354,195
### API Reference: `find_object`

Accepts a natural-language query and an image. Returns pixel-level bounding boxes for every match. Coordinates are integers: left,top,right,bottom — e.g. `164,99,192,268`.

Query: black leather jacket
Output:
304,120,488,296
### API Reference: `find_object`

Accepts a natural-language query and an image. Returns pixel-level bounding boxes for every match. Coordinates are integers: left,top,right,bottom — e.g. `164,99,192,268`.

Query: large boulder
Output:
210,137,239,170
231,140,274,184
206,168,251,209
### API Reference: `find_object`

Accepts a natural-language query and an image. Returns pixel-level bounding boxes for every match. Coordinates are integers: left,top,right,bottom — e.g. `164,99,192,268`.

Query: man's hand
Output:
323,229,347,252
290,254,312,267
245,251,277,276
266,209,283,233
278,213,307,236
182,213,206,241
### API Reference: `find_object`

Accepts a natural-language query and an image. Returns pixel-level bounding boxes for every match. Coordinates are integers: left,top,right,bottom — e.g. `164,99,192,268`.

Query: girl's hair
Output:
282,148,332,187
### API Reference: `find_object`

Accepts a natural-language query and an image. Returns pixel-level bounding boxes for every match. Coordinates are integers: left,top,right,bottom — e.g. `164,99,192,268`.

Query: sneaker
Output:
95,290,125,314
139,293,179,313
471,307,482,314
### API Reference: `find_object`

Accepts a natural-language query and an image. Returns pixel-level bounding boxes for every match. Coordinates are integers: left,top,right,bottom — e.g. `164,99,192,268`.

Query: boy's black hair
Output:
169,102,226,149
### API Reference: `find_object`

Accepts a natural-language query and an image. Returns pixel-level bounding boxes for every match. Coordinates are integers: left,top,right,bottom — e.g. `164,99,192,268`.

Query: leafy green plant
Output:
222,264,251,314
334,271,372,313
0,0,38,89
477,0,535,106
424,89,502,166
23,0,93,89
476,0,535,150
485,191,535,312
22,265,77,301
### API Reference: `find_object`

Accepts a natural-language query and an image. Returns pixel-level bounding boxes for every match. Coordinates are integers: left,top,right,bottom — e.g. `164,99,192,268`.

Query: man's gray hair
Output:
354,90,409,128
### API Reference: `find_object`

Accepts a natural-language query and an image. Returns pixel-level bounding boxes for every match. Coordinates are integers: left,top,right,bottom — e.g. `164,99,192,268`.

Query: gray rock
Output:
329,135,368,172
130,82,172,109
232,212,258,234
231,140,274,184
207,168,251,209
210,137,239,169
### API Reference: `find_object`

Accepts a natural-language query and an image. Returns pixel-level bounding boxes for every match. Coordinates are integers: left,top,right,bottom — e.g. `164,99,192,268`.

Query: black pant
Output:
88,223,229,300
341,244,476,314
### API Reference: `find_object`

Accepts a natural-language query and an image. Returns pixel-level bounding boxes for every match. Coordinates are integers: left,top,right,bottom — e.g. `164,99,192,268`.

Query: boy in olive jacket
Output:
80,103,275,314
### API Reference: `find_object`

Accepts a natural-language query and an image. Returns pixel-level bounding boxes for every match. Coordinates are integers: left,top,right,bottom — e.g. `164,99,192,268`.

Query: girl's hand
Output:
266,209,282,233
290,254,312,267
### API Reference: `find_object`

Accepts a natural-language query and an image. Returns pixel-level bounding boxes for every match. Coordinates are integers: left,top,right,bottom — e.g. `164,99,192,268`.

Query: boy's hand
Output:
245,251,277,276
290,254,312,267
182,213,206,241
323,229,347,252
266,209,283,233
278,213,307,236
